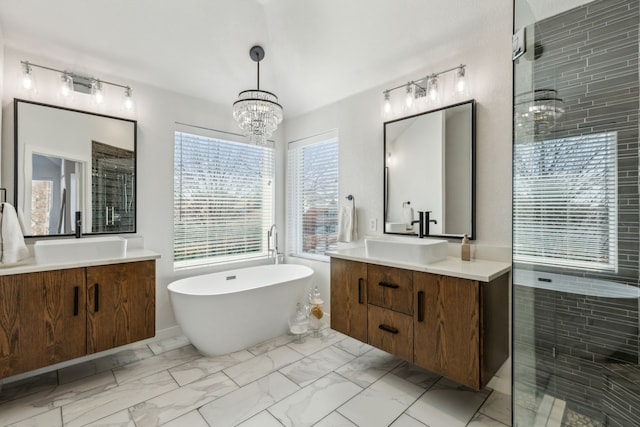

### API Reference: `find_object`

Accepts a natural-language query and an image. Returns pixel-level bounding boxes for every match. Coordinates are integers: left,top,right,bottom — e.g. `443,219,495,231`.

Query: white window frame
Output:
287,130,339,262
173,127,275,270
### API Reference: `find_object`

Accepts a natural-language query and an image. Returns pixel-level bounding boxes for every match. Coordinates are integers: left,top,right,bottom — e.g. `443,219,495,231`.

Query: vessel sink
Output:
34,236,127,265
365,237,448,264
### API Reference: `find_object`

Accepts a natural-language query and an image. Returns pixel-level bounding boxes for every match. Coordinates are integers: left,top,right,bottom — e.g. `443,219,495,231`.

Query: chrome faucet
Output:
267,224,280,264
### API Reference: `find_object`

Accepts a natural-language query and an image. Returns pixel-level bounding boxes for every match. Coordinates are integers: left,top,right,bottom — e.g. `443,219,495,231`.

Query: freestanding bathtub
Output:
168,263,314,356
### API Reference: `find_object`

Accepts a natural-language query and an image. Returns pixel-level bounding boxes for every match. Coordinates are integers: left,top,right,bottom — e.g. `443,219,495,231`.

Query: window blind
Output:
513,132,617,271
287,134,339,260
174,131,274,268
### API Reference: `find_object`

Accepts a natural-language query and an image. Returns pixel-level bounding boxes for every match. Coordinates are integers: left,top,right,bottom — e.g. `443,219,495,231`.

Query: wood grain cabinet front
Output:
330,257,509,391
330,258,368,343
0,269,86,378
0,260,156,379
87,260,156,354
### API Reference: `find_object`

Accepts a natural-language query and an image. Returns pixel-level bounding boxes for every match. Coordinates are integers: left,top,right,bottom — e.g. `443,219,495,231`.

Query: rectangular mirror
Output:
384,100,475,239
14,99,137,237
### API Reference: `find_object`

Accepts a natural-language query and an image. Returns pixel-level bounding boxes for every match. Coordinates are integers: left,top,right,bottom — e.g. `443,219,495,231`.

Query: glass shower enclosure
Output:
513,0,639,425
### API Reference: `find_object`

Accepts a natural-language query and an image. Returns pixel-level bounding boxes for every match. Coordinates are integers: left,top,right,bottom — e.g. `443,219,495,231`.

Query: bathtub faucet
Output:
268,224,281,264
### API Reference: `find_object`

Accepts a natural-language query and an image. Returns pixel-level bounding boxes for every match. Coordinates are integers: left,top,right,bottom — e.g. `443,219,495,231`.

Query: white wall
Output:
284,5,513,304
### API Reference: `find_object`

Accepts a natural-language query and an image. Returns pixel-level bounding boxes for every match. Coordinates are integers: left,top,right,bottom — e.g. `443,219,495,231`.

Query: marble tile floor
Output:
0,330,511,427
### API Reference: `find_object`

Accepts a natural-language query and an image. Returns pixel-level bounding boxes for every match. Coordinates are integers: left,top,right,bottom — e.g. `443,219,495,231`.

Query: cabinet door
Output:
0,269,86,378
330,258,368,342
413,272,481,389
87,260,155,354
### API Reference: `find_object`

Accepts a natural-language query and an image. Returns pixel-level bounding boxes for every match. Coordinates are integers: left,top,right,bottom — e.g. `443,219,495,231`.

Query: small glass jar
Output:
288,302,309,343
309,286,324,338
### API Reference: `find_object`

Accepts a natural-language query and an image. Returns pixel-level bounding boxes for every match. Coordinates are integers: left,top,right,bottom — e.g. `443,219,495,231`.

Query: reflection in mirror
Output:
384,100,475,239
15,99,137,237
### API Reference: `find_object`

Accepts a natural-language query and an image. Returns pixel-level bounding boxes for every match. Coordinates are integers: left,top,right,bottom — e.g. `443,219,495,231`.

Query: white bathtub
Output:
168,263,314,356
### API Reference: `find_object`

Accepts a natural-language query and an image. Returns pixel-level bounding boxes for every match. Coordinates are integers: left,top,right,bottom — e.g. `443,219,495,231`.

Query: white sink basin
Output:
34,236,127,265
365,237,448,264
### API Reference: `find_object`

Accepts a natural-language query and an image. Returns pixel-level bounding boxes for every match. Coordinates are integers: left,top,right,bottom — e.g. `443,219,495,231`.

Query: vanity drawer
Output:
367,304,413,362
367,264,413,315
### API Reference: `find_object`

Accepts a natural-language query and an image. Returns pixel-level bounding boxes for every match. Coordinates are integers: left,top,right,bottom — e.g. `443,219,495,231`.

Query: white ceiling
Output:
0,0,510,118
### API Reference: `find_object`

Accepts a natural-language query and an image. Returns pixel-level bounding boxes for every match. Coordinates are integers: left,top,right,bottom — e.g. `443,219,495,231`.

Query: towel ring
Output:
345,194,355,207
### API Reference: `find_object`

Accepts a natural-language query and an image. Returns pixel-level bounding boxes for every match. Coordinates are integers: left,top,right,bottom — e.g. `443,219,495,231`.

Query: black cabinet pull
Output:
378,282,399,289
358,278,364,304
94,283,100,312
417,291,425,322
378,324,399,334
73,286,79,316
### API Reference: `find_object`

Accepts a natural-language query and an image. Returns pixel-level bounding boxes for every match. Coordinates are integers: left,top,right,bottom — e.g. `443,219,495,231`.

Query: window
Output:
288,133,339,260
513,132,617,271
174,131,274,269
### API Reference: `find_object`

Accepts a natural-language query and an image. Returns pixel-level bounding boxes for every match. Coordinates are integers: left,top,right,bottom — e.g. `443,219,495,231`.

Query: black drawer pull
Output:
378,324,399,334
378,282,399,289
417,291,425,322
73,286,79,316
358,278,364,304
94,283,100,312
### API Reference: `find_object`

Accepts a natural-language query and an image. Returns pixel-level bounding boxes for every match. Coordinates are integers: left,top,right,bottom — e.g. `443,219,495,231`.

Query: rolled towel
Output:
403,206,414,230
1,202,30,264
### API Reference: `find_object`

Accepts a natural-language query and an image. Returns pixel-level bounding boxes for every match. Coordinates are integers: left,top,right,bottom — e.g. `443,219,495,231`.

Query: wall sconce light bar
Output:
382,64,468,118
20,60,134,110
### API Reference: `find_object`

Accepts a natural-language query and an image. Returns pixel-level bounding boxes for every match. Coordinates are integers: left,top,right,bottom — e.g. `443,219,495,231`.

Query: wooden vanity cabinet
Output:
330,257,509,391
0,269,86,378
0,260,155,379
330,258,367,342
87,261,156,354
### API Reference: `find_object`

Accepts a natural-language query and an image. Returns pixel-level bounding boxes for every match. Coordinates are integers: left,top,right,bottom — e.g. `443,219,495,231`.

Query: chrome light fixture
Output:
19,60,134,111
59,72,74,99
232,45,283,145
382,64,468,119
21,61,35,91
91,79,105,105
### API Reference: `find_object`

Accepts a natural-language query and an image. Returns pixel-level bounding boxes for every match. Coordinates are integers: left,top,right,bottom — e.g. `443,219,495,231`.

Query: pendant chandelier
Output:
232,46,283,145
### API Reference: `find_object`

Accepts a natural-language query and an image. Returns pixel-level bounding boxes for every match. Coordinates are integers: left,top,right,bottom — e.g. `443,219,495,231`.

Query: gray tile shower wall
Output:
514,284,640,425
531,0,640,284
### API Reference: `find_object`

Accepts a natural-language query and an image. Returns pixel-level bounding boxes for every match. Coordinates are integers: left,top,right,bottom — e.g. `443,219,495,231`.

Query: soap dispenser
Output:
461,234,471,261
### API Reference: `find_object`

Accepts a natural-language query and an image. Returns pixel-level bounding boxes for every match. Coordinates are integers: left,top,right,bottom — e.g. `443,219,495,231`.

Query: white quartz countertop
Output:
326,247,511,282
0,248,161,276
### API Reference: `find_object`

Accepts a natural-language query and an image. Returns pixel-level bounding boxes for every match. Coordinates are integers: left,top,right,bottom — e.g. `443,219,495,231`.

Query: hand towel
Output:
403,206,414,230
1,203,30,264
338,204,358,243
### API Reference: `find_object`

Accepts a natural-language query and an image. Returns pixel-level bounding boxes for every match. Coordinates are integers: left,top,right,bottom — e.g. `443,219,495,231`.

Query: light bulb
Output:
123,87,134,111
59,73,74,98
382,91,391,119
427,76,439,103
404,83,414,109
91,80,104,105
21,62,34,91
454,66,468,97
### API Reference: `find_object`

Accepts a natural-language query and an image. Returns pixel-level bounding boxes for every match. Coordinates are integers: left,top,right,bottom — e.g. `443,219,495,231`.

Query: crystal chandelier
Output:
515,89,565,136
233,46,283,145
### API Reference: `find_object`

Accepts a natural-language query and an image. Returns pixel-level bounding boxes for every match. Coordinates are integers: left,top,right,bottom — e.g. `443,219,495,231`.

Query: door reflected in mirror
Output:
384,100,475,239
15,99,137,237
